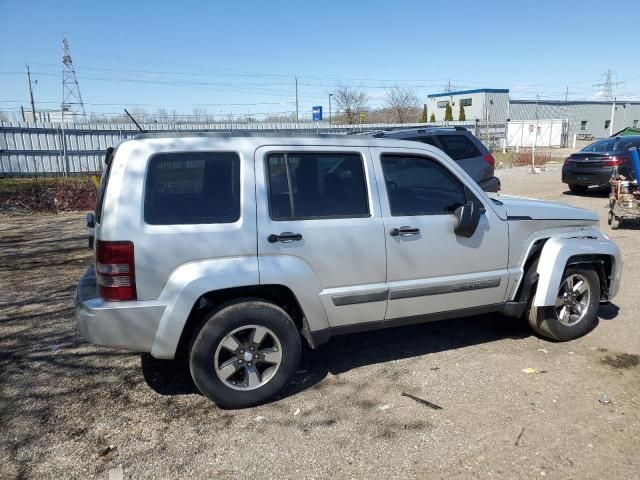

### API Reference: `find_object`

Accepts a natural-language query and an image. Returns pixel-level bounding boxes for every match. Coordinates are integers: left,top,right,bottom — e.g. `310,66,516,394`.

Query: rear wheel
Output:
569,184,588,194
527,266,600,341
189,298,301,408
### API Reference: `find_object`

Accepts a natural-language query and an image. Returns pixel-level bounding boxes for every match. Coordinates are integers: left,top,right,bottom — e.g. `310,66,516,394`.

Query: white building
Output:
509,100,640,140
427,88,640,142
427,88,510,122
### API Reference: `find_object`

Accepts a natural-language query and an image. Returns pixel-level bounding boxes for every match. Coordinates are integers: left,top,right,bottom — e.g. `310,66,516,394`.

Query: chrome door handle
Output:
268,232,303,243
390,226,420,237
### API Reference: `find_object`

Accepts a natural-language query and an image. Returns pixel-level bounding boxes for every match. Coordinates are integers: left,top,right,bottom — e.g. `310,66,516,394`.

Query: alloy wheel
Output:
214,325,283,391
554,273,591,327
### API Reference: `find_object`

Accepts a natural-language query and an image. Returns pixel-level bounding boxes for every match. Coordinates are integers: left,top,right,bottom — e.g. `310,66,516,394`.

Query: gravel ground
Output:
1,165,639,479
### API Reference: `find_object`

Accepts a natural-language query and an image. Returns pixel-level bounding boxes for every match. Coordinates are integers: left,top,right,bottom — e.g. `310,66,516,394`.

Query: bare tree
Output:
385,85,420,123
334,85,368,124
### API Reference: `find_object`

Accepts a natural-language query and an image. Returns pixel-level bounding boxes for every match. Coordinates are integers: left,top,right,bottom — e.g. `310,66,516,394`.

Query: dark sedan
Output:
562,136,640,194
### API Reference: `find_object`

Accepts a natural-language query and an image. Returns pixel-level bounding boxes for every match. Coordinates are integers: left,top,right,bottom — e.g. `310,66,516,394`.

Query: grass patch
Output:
493,150,564,169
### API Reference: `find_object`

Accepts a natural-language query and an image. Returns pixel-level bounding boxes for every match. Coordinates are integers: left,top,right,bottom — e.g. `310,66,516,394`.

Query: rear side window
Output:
406,136,439,148
144,152,240,225
95,147,115,223
381,155,466,216
267,152,369,220
435,135,481,160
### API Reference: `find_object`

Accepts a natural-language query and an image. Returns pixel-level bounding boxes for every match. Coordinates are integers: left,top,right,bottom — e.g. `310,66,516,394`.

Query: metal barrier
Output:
0,120,505,175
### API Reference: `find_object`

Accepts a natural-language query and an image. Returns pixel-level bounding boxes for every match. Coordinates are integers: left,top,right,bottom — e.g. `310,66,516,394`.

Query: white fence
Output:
506,119,568,148
0,120,507,175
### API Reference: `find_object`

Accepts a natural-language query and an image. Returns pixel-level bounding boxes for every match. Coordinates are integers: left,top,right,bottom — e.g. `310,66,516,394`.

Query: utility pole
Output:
609,97,616,136
26,64,36,123
564,86,569,102
295,76,299,123
531,94,539,173
328,93,333,128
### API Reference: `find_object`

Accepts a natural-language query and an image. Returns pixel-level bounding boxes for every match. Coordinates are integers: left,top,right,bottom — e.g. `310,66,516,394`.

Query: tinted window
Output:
437,101,449,108
435,135,481,160
144,152,240,225
267,153,369,220
407,136,439,148
582,138,638,153
381,155,466,216
460,98,472,107
95,147,114,223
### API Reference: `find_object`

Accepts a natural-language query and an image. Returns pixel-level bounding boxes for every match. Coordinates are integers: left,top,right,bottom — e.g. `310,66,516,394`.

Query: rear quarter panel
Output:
99,138,259,301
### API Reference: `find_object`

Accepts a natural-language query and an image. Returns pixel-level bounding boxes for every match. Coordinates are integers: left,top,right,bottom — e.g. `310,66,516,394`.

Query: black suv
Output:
563,136,640,194
358,127,500,192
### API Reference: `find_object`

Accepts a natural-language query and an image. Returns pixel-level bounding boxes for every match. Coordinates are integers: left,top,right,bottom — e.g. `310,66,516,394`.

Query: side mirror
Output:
454,201,481,238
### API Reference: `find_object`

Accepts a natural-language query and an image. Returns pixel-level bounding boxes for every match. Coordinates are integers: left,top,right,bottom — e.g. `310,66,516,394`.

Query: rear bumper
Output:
562,166,613,186
479,176,501,193
75,265,165,352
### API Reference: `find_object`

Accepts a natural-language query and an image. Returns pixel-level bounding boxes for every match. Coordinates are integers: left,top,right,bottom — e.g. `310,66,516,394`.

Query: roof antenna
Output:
124,108,146,133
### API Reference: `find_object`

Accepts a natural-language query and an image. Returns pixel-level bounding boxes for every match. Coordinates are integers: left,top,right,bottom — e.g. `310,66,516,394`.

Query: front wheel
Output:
527,266,600,341
189,298,301,408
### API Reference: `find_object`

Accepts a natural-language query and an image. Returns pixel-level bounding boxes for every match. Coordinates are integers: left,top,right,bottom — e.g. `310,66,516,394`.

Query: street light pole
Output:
328,93,333,128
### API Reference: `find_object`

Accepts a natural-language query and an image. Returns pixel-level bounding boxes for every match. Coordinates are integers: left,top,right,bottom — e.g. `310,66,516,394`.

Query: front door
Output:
370,147,509,320
255,146,388,328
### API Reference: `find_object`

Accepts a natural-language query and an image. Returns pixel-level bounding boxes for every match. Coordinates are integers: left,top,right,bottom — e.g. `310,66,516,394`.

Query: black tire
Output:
568,184,589,194
608,211,621,230
527,266,600,341
189,298,301,408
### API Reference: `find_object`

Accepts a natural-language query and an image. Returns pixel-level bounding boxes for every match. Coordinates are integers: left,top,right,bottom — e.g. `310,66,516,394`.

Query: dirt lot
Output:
1,165,639,479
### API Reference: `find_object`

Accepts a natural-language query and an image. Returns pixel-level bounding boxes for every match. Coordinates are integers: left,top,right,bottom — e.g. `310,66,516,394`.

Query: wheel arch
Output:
565,254,614,301
174,284,311,360
533,235,620,307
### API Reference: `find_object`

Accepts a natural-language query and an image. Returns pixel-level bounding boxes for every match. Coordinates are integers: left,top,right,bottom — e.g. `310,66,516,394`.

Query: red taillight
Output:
483,153,495,166
96,240,136,301
605,156,630,167
564,157,574,165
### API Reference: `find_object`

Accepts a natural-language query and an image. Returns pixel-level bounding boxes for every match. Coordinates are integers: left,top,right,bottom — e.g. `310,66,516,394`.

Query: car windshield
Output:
582,138,638,153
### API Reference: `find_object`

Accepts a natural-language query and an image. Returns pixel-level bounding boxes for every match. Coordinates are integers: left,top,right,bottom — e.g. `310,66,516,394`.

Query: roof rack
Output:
132,131,351,140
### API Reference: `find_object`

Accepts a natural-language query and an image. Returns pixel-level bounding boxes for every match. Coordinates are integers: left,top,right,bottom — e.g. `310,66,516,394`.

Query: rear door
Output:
255,146,388,327
371,146,509,320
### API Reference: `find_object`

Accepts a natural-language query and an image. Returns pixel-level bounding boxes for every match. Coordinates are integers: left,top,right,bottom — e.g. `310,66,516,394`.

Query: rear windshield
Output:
144,152,240,225
582,138,639,153
435,135,481,160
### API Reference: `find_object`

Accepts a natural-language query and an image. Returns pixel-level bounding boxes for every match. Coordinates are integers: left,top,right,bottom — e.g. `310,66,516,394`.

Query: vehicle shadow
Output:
281,313,530,400
562,186,609,198
140,312,533,400
598,302,620,320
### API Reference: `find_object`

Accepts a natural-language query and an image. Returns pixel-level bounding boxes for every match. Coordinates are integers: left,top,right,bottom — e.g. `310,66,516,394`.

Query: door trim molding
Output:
389,277,501,300
331,277,502,306
331,289,388,306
